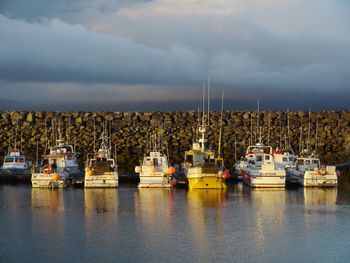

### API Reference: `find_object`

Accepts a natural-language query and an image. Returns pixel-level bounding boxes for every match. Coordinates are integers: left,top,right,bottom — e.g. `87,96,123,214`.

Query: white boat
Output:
241,144,286,188
135,150,174,188
273,148,296,169
84,131,118,188
0,149,32,181
286,153,337,187
31,139,79,188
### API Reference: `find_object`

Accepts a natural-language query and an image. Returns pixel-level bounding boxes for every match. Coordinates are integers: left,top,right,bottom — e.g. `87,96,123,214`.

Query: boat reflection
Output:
186,189,228,254
241,188,287,250
84,188,118,214
31,188,65,212
302,187,337,205
134,188,174,225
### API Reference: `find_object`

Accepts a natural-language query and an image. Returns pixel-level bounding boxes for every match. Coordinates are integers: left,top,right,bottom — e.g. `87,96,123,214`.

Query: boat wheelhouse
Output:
273,148,296,169
0,149,32,180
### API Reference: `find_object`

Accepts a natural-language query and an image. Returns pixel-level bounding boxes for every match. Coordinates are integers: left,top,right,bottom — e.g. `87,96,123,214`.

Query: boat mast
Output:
36,141,39,166
257,100,262,144
267,110,271,146
14,119,17,149
299,114,303,154
207,76,210,127
234,139,237,163
307,109,311,153
315,113,319,153
250,113,253,146
218,90,224,158
20,121,23,151
287,108,291,149
279,117,282,148
93,115,96,153
199,82,206,152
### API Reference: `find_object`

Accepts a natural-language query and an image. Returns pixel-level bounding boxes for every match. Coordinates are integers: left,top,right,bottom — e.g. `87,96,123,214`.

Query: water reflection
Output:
84,188,118,214
240,187,288,256
135,189,174,225
31,188,65,212
186,190,228,255
303,188,337,205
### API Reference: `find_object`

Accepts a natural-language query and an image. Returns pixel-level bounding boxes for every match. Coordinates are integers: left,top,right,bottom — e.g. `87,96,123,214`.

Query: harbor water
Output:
1,175,350,262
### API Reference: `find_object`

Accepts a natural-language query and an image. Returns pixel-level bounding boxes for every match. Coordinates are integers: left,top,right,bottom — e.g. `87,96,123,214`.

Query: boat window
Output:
265,155,270,160
305,160,310,165
4,158,14,163
288,157,295,162
297,159,304,165
216,159,223,167
282,157,287,162
312,160,319,164
15,158,25,163
185,155,193,164
256,156,263,162
153,158,159,166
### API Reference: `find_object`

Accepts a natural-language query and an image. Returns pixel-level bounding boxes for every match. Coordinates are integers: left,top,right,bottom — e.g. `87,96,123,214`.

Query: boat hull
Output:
0,168,32,182
84,172,118,188
31,173,68,188
242,170,286,188
286,167,337,187
188,176,227,189
138,174,172,188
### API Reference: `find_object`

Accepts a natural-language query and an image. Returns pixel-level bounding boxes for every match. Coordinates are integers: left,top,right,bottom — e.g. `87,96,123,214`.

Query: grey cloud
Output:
0,0,350,110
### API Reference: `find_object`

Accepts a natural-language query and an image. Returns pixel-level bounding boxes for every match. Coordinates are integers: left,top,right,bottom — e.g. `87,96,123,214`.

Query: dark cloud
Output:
0,0,350,110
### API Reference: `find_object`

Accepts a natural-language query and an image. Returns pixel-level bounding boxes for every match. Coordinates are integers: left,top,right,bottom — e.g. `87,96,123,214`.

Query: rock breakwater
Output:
0,111,349,173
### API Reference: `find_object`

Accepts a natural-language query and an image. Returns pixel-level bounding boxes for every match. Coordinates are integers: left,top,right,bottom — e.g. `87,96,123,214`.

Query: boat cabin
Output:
49,145,74,155
2,149,31,169
274,148,296,167
294,157,320,172
143,152,168,168
245,144,273,168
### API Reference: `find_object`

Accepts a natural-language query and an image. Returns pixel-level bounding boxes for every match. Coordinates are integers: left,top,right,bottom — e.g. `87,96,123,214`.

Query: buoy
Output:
171,178,177,187
42,164,51,174
336,170,341,177
223,169,230,179
243,173,250,181
168,166,176,175
218,171,224,177
318,166,327,176
52,173,60,181
135,166,142,173
86,169,93,176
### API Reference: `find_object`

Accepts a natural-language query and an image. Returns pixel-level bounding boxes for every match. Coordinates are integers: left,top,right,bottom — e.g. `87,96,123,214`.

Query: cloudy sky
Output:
0,0,350,110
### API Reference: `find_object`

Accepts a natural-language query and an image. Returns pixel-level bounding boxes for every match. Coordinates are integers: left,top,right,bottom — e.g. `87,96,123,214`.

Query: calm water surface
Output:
1,176,350,263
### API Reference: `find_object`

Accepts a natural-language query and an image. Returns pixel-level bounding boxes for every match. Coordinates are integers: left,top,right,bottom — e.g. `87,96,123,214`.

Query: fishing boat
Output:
0,149,32,181
84,131,118,188
135,148,175,188
286,151,337,187
241,143,286,188
183,124,228,189
183,86,228,189
31,138,79,188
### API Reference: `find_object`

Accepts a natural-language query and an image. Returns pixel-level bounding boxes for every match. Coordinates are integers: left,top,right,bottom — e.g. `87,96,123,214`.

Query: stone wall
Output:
1,111,350,173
